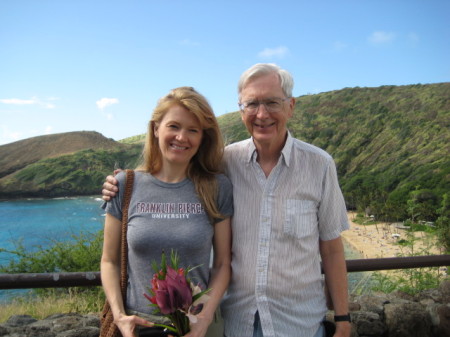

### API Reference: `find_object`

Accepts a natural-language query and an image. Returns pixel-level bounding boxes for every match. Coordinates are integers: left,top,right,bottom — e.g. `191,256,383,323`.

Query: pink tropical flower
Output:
144,250,211,336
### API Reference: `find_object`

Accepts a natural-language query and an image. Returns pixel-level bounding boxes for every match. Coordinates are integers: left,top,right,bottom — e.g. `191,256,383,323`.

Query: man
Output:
102,63,351,337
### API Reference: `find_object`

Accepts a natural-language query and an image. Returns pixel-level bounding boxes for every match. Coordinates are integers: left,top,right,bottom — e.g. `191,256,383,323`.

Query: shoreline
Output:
0,195,102,202
341,212,442,259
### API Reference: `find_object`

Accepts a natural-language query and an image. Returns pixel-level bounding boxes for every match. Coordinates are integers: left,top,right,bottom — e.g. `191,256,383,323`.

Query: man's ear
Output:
287,97,295,118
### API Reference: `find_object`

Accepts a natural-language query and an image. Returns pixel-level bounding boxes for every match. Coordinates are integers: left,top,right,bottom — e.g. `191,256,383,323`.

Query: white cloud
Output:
0,125,58,145
1,125,23,144
368,31,395,45
96,97,119,110
44,126,53,134
0,97,56,109
44,102,56,109
258,46,289,59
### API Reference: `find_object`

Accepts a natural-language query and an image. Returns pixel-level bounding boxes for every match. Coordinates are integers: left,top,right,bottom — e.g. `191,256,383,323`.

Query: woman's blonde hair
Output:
138,86,224,220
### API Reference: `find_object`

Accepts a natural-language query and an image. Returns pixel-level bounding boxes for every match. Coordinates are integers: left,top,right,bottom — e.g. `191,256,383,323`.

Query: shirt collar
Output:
246,139,257,163
281,131,293,167
246,131,293,167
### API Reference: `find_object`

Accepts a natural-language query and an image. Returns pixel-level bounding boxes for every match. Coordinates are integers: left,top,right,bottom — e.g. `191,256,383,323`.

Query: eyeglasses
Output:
238,97,291,115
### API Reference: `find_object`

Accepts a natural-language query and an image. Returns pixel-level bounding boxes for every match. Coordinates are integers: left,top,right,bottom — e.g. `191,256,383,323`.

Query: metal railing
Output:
0,255,449,290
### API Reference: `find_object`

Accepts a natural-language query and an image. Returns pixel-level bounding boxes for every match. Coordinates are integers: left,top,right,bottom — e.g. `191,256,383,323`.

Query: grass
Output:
0,288,105,323
0,229,106,323
352,213,378,226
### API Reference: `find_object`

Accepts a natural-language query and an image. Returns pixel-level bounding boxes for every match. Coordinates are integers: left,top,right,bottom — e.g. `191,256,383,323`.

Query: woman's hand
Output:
182,311,213,337
114,312,154,337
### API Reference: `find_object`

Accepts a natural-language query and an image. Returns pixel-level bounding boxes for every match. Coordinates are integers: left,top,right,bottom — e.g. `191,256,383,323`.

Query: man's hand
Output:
102,173,120,201
334,321,351,337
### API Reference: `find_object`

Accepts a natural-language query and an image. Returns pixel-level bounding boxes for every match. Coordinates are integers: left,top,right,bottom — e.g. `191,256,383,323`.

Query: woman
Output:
101,87,233,337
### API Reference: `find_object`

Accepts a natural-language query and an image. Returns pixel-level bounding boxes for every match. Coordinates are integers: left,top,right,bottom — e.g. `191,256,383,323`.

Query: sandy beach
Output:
341,212,442,259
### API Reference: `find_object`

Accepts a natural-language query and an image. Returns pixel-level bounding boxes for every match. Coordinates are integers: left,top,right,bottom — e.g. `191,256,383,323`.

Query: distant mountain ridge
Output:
0,131,141,198
0,83,448,222
0,131,124,179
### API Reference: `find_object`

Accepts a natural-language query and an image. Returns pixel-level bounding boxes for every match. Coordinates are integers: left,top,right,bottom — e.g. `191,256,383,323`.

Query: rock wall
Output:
1,280,449,337
0,313,100,337
339,279,450,337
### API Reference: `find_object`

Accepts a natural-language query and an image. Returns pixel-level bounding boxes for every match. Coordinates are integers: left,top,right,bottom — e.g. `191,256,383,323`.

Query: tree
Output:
436,193,450,252
407,188,438,222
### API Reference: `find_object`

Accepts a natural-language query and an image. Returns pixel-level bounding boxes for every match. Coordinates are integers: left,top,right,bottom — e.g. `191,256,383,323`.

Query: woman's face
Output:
154,104,203,170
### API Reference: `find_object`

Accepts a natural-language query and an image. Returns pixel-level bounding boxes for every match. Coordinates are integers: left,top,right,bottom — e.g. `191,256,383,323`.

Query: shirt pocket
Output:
284,199,318,239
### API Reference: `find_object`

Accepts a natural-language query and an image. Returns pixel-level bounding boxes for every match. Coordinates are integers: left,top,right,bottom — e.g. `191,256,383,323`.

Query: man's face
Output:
239,72,294,149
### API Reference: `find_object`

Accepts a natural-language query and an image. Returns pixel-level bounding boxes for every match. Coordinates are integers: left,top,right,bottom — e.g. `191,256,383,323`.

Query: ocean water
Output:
0,197,365,303
0,196,106,302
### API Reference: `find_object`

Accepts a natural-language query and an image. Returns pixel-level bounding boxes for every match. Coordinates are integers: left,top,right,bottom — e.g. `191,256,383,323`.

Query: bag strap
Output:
119,169,134,301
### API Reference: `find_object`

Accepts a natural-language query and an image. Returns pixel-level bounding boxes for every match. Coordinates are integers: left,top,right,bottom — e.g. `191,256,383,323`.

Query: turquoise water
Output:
0,197,365,302
0,197,105,259
0,196,106,302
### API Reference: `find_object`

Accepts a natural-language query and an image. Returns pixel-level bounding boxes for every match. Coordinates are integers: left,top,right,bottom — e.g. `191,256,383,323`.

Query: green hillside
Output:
0,147,142,198
293,83,449,221
0,132,142,198
0,83,448,223
0,131,122,179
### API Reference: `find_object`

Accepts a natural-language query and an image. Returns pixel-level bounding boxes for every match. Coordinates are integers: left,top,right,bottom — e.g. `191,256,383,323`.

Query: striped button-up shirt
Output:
221,133,349,337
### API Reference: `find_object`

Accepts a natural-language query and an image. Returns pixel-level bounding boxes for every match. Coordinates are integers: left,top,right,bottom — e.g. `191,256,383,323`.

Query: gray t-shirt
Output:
105,170,233,315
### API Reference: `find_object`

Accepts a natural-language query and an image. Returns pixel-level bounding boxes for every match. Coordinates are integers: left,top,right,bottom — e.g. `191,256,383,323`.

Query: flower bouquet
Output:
144,250,211,336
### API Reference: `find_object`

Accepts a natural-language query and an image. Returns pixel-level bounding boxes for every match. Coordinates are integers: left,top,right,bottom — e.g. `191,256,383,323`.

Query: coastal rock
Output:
4,315,37,327
0,313,99,337
439,280,450,303
56,327,99,337
331,280,450,337
384,301,431,337
356,293,389,315
436,304,450,337
416,287,444,304
351,311,386,336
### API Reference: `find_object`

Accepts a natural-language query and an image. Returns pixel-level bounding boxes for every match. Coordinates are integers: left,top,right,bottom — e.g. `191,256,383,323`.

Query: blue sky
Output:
1,0,449,145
